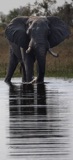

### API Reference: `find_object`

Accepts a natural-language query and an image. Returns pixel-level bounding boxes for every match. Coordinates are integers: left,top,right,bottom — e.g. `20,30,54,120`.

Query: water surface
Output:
0,77,73,160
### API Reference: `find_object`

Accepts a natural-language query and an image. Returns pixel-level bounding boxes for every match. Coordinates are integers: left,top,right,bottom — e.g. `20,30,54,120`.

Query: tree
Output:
6,8,20,23
18,4,32,16
0,12,6,23
0,12,7,29
6,4,32,23
55,1,73,25
32,0,56,16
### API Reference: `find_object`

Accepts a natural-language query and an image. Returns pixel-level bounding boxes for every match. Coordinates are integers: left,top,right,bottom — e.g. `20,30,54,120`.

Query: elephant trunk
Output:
26,38,58,58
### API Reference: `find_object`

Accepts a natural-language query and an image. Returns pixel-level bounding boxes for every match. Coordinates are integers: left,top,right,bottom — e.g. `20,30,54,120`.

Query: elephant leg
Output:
11,44,26,82
24,52,35,82
36,53,46,82
5,49,18,83
21,62,26,82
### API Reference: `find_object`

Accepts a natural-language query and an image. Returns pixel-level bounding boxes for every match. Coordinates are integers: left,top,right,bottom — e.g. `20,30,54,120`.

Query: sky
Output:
0,0,72,14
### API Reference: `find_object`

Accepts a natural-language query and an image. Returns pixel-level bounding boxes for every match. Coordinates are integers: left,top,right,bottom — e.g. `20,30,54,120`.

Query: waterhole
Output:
0,77,73,160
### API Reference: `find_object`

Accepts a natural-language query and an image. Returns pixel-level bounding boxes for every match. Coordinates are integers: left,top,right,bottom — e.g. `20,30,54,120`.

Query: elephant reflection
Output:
9,83,47,145
5,16,70,83
9,83,47,116
8,83,69,158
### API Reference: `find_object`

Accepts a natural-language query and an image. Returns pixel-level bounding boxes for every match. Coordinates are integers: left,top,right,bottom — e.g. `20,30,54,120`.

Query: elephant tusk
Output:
26,46,31,54
26,39,33,54
48,49,59,57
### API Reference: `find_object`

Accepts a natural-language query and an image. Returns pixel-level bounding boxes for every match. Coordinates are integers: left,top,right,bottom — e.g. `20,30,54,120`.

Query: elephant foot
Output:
4,77,14,87
4,79,13,87
29,77,44,84
4,75,11,83
22,77,37,84
37,77,44,84
29,77,37,84
5,78,10,83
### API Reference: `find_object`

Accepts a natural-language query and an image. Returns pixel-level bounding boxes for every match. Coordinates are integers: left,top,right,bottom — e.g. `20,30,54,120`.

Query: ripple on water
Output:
0,77,73,160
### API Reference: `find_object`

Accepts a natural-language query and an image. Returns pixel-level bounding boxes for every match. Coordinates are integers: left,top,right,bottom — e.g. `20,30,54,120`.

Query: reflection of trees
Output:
8,82,69,158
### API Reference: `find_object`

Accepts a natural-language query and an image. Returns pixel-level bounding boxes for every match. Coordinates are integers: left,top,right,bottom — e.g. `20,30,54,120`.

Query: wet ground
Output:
0,77,73,160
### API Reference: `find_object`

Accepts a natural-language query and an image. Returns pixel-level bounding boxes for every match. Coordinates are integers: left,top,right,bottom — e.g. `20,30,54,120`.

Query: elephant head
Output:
5,16,70,82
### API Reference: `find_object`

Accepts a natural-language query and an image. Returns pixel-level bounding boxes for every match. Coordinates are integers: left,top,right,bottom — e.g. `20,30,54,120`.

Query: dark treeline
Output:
0,0,73,27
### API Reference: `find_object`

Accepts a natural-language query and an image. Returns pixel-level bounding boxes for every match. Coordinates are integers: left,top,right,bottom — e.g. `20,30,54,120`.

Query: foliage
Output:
6,4,32,23
6,8,20,23
0,0,73,25
0,0,57,22
32,0,56,16
54,1,73,25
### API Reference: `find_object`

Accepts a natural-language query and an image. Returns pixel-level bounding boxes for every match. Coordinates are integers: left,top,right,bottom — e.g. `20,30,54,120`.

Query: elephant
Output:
5,16,70,83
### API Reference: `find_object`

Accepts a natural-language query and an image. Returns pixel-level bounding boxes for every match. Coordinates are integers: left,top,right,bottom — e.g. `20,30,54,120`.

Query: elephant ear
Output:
5,17,28,48
47,16,71,48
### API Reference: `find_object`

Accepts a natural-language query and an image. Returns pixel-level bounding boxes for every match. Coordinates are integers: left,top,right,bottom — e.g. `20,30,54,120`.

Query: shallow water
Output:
0,77,73,160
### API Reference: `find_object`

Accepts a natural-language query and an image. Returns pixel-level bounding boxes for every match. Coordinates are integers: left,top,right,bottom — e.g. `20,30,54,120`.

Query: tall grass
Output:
45,32,73,77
